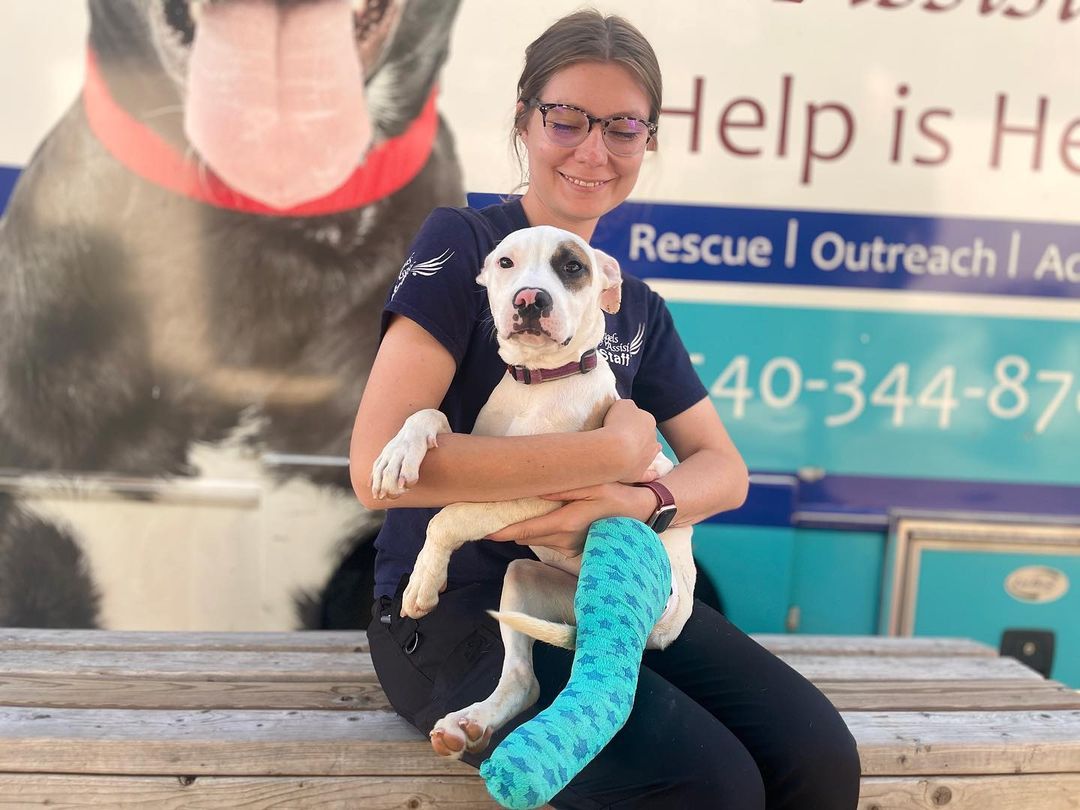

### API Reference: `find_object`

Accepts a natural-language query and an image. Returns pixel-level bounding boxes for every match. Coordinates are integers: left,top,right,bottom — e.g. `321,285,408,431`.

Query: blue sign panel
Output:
596,202,1080,300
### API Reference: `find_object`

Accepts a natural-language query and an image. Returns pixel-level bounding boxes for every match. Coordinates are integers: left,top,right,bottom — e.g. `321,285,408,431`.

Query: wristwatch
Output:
633,481,677,533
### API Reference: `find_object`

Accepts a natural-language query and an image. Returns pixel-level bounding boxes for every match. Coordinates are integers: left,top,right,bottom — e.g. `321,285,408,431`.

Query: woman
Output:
351,10,860,809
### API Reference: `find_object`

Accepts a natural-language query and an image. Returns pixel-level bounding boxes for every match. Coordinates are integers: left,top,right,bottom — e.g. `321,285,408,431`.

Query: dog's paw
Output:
401,545,450,618
400,573,445,618
430,708,495,758
370,436,425,499
645,450,675,479
370,410,450,499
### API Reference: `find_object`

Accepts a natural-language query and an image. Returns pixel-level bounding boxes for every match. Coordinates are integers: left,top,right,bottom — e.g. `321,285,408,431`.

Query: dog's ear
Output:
476,252,495,287
594,249,622,314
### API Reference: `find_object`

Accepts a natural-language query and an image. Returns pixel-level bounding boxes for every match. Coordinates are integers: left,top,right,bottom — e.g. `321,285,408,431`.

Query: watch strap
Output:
634,480,675,509
632,480,676,531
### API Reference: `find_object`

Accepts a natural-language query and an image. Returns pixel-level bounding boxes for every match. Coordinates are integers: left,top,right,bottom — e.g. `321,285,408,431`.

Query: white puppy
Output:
371,225,696,757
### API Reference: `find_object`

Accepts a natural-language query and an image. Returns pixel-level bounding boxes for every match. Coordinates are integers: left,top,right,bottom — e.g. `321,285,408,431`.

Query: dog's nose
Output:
513,287,553,317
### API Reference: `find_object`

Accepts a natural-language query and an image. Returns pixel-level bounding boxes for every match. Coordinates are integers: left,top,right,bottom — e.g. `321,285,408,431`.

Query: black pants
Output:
368,578,861,809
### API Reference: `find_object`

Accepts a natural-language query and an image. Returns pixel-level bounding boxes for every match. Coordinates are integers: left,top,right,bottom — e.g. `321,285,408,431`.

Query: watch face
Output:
651,504,677,534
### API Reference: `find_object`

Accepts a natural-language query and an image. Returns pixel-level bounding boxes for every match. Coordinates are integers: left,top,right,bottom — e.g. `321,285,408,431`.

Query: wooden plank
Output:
756,635,997,658
0,675,390,711
0,629,997,658
0,773,1077,810
1,774,1078,810
817,680,1080,712
858,774,1080,809
844,710,1080,776
0,629,369,653
0,651,1048,715
0,774,521,809
2,706,1079,779
5,672,1075,714
0,708,466,777
782,654,1040,682
0,650,374,681
2,775,1079,810
0,649,1032,685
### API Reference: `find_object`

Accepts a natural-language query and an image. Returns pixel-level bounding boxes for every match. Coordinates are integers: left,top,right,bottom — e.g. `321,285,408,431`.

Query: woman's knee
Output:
663,744,767,810
560,730,767,810
774,715,861,810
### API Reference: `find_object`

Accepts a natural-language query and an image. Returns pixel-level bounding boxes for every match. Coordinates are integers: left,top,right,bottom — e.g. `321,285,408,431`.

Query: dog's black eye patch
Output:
551,242,592,291
499,257,514,269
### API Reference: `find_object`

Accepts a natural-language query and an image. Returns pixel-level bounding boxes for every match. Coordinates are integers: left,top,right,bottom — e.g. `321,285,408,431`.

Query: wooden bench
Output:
1,629,1078,808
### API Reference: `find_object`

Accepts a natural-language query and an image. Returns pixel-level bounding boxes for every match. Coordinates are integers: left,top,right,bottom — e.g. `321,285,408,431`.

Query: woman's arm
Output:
349,315,664,511
653,395,749,526
485,395,748,553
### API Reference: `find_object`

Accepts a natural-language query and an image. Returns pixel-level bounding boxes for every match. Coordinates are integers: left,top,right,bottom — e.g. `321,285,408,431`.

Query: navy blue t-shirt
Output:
371,199,707,598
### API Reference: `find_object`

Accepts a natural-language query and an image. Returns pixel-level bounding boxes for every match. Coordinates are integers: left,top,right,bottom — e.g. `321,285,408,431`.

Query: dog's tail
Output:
487,610,577,650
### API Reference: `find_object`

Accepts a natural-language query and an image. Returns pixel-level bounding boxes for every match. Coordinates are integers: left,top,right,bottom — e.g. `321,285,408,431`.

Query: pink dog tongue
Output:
185,0,370,209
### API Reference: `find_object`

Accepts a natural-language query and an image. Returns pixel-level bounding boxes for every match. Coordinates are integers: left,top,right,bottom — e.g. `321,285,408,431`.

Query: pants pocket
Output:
416,621,503,733
368,578,505,731
367,605,432,726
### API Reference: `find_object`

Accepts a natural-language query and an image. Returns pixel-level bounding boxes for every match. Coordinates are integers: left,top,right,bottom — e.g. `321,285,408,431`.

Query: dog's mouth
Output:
165,0,402,208
507,324,553,347
511,326,549,338
507,325,575,349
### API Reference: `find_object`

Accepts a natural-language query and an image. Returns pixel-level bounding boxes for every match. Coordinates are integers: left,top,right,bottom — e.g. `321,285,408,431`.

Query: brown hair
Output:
510,10,662,181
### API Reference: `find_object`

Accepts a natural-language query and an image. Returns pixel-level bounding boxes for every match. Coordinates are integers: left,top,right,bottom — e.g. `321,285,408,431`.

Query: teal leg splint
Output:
479,517,672,809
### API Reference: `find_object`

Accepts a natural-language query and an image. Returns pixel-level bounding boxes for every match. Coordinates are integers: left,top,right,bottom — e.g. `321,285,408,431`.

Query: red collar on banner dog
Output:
81,50,438,217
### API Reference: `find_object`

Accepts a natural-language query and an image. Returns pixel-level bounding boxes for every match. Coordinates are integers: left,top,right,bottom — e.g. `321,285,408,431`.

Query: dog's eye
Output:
564,261,583,274
164,0,197,45
499,257,514,269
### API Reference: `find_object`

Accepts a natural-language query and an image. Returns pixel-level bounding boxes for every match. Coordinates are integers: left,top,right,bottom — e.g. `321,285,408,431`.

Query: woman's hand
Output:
485,482,656,557
602,400,662,483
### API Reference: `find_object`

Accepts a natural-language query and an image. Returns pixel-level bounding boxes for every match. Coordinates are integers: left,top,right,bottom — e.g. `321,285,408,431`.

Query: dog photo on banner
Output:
0,0,464,631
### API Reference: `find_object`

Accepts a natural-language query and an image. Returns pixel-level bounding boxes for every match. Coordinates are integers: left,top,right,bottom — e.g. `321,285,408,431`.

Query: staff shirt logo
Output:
600,322,645,366
391,249,454,300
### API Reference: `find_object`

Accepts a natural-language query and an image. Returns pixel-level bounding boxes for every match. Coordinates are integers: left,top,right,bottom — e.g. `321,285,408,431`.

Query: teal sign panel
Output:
669,301,1080,487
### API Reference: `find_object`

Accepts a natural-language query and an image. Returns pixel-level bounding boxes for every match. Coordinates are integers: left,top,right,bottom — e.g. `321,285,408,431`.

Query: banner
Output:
0,1,1076,631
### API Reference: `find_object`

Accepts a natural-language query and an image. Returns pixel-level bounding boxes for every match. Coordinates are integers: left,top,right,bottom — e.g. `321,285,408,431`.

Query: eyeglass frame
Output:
524,98,658,154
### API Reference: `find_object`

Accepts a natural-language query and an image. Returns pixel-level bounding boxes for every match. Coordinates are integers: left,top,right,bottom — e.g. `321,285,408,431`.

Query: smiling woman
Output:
351,9,859,810
513,61,658,241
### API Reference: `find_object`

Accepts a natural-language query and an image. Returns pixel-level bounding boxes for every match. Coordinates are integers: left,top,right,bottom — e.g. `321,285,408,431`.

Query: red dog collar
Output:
81,49,438,217
507,349,598,385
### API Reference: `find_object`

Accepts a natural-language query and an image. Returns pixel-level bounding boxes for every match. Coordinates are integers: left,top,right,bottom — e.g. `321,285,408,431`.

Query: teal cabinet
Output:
692,523,795,633
693,523,883,636
789,529,884,635
881,516,1080,687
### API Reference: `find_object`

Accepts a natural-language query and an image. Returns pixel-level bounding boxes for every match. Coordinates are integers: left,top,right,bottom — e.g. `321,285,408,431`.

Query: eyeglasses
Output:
526,99,657,157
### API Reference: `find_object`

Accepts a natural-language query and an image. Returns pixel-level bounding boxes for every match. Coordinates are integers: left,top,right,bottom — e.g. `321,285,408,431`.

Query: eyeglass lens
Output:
542,106,650,156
